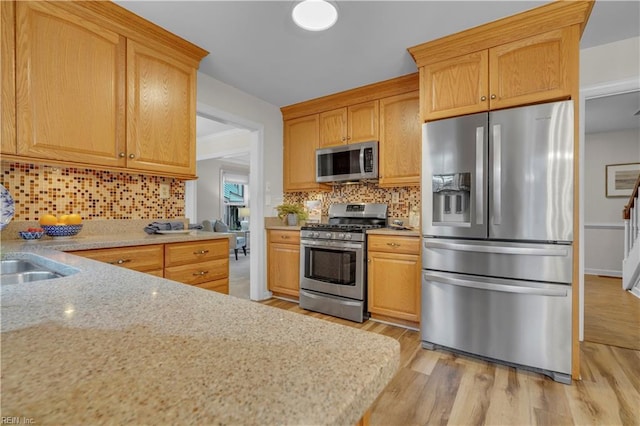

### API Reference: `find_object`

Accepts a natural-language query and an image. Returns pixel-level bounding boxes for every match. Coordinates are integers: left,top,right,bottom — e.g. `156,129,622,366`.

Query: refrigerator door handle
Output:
492,124,502,225
475,126,484,225
424,240,569,256
423,272,568,297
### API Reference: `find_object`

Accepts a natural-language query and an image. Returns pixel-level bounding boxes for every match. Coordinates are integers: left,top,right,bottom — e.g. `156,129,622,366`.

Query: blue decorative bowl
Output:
42,224,83,238
19,231,44,240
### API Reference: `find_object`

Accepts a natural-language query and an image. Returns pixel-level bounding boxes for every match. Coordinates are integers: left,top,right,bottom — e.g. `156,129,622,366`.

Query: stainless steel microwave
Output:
316,141,378,183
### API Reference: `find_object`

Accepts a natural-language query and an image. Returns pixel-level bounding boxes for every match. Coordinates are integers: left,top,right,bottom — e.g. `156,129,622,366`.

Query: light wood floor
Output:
261,298,640,426
584,274,640,350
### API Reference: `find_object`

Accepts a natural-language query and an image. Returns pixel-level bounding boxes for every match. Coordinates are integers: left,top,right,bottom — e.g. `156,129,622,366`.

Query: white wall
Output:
581,37,640,87
197,72,283,209
584,129,640,276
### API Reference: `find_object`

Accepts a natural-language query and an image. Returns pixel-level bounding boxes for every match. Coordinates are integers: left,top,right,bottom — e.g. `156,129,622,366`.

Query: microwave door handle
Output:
359,148,365,175
475,126,484,225
492,124,502,225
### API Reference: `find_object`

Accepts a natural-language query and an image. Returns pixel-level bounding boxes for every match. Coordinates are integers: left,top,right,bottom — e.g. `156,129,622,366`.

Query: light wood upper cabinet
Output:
126,40,196,176
284,114,329,192
319,101,379,147
367,235,421,324
488,27,577,111
419,27,578,121
3,0,207,179
267,230,301,299
379,91,421,187
422,51,489,120
14,1,126,167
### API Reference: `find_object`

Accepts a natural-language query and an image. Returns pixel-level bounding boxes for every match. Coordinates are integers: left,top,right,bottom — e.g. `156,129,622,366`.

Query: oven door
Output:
300,239,365,300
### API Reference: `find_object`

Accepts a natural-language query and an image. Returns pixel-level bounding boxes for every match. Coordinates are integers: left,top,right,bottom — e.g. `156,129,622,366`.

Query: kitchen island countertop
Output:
0,243,400,425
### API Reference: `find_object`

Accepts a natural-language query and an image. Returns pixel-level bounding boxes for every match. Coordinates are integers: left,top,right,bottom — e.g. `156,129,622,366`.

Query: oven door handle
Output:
300,240,364,250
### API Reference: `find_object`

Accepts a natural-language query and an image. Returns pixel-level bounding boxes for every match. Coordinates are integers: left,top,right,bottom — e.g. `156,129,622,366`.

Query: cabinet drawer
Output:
164,259,228,286
195,278,229,294
165,239,228,267
71,244,164,272
368,235,420,255
268,230,300,245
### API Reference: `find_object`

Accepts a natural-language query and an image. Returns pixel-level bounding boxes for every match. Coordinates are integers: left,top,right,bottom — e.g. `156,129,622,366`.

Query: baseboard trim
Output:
631,286,640,299
584,222,624,230
585,268,622,277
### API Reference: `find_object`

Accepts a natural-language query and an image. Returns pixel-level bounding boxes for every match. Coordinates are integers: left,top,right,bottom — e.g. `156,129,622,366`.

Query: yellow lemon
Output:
39,214,58,226
58,214,70,224
67,214,82,225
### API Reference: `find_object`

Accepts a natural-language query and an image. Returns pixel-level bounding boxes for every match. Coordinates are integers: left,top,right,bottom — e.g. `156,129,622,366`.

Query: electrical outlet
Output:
159,183,170,199
391,192,399,204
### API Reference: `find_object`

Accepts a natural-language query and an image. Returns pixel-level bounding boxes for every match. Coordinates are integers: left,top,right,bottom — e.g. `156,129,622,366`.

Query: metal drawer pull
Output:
192,271,209,276
109,259,132,265
386,242,401,247
193,249,209,255
281,235,289,239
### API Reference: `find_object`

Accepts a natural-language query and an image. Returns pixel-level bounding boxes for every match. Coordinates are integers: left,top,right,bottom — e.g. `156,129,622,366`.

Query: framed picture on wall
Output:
605,163,640,197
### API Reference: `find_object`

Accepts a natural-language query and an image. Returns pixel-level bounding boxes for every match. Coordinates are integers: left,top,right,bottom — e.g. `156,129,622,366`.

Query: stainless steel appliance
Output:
421,100,574,384
300,203,387,322
316,141,378,183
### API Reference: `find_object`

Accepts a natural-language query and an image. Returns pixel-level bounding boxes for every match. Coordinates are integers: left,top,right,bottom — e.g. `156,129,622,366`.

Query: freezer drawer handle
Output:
424,273,568,297
425,240,569,256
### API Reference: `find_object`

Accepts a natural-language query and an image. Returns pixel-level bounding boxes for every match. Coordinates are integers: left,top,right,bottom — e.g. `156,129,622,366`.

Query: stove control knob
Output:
325,232,333,239
337,233,345,239
312,232,320,238
344,234,352,240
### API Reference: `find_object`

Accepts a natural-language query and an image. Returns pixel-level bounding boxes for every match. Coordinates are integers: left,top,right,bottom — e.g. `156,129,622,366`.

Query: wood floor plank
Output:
259,297,639,425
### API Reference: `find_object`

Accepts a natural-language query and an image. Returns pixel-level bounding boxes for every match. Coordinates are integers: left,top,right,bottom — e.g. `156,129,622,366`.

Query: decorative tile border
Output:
284,183,421,218
0,162,185,221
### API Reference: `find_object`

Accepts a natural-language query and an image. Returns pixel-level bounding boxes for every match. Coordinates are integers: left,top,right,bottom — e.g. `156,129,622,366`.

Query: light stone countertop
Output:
0,242,400,425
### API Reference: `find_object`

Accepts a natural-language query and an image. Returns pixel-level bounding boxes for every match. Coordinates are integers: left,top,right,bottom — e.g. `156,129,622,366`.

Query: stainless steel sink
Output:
1,258,67,284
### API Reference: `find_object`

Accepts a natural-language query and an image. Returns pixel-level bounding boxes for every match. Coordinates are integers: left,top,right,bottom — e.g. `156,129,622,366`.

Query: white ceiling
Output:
585,91,640,134
115,0,639,108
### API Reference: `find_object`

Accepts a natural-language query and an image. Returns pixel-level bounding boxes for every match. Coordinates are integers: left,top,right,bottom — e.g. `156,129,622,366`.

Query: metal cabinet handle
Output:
281,235,289,239
386,242,401,247
118,152,126,158
490,94,496,100
109,259,131,265
480,96,487,101
192,271,209,276
128,153,135,159
193,249,209,255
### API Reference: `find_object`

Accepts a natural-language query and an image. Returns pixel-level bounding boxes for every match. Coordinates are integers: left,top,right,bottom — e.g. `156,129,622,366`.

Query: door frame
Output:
190,102,268,301
578,76,640,340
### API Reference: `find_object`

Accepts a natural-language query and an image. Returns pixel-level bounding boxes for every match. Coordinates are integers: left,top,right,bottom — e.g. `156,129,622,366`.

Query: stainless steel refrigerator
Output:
421,100,574,384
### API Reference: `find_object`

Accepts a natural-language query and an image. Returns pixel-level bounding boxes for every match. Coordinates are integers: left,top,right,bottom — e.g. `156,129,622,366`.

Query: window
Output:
222,171,249,230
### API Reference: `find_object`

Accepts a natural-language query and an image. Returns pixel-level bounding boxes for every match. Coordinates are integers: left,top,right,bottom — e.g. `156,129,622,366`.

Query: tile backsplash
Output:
1,162,185,221
284,182,420,219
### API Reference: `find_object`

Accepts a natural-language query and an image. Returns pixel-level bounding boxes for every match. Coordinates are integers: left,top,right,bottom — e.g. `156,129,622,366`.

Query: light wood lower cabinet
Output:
267,230,300,299
70,244,164,276
165,239,229,294
367,234,421,327
70,238,229,294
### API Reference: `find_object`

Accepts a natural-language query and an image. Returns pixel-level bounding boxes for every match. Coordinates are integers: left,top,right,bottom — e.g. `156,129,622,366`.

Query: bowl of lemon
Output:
39,214,83,238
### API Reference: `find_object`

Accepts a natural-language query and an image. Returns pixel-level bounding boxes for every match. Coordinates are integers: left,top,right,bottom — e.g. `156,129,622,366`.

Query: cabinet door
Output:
379,92,420,187
127,39,196,177
319,107,347,147
1,1,15,155
268,238,300,298
348,101,379,144
422,50,489,121
489,27,578,110
15,1,126,166
284,115,328,192
368,250,421,323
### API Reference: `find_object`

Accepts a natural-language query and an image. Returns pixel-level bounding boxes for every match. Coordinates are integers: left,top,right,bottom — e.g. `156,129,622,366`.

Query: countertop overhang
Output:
0,242,400,424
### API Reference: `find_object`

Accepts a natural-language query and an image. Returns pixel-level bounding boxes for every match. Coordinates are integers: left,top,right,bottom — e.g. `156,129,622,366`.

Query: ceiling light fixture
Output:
292,0,338,32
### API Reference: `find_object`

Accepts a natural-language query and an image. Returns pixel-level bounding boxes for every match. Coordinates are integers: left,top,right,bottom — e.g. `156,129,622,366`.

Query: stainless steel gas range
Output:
299,203,388,322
